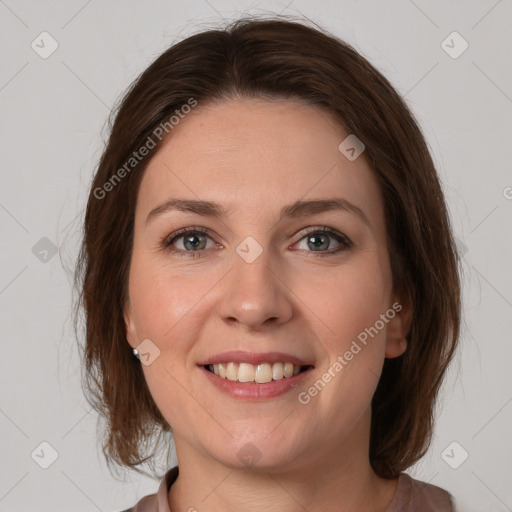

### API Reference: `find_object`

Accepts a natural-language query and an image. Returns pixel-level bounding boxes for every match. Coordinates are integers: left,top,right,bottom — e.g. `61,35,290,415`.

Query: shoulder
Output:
386,473,455,512
118,493,157,512
117,466,179,512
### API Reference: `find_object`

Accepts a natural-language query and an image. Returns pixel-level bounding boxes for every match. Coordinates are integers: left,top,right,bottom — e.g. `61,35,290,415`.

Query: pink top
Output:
121,466,454,511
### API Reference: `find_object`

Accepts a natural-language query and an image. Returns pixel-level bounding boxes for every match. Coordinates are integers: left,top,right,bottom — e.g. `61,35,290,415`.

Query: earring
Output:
133,348,140,360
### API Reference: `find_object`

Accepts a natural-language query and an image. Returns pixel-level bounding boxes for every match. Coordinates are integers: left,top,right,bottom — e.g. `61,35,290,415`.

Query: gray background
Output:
0,1,511,511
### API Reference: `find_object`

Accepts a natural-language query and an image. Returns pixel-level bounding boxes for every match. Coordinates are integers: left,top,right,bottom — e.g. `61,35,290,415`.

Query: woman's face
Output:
124,98,408,472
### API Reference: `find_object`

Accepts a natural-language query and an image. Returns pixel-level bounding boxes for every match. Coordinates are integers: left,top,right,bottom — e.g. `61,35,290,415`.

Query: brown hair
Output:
74,15,461,479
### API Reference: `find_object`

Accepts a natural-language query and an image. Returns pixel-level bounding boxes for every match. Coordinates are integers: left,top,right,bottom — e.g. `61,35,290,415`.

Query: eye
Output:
292,227,352,255
162,226,352,258
163,227,219,257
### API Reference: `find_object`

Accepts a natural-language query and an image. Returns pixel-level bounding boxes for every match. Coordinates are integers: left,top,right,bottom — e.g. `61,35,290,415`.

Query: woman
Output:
75,16,461,512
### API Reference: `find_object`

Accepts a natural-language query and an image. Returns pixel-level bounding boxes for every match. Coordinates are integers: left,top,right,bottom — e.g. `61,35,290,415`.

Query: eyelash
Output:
162,226,352,259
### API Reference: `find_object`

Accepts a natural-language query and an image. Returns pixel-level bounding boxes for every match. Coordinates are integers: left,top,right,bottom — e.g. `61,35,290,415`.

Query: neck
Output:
168,411,398,512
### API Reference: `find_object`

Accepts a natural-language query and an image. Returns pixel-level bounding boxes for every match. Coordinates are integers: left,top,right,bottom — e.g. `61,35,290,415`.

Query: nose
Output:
217,245,293,331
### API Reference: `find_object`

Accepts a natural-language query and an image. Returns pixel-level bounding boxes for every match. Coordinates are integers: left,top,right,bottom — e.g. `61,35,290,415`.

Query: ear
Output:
384,295,412,359
124,298,138,349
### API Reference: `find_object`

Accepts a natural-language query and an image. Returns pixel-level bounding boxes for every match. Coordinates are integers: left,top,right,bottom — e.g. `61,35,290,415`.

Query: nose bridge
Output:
217,240,293,329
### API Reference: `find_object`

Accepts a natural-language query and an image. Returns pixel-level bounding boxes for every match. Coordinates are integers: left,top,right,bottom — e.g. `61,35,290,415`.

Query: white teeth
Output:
226,362,238,381
210,361,305,383
255,363,272,383
284,362,294,378
238,363,255,382
272,362,284,380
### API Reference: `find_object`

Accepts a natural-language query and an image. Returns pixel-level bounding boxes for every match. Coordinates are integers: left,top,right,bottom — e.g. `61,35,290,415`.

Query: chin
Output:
204,437,305,473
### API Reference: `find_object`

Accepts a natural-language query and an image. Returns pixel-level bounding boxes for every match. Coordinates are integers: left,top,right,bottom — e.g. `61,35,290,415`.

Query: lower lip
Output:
200,366,313,401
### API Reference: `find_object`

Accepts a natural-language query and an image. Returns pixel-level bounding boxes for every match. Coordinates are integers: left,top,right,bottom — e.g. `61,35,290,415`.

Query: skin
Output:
124,98,411,512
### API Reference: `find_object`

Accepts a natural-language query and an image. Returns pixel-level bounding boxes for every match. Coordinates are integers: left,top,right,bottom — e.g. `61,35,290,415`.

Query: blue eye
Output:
163,226,351,258
293,227,351,254
163,227,217,258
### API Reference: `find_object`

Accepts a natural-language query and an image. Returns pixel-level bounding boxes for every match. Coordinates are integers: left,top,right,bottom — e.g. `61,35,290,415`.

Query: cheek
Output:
303,256,391,348
128,252,212,344
305,255,391,409
128,256,214,431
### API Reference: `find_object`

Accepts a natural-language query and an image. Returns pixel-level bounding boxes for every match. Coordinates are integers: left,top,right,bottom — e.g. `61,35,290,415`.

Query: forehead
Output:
138,98,383,225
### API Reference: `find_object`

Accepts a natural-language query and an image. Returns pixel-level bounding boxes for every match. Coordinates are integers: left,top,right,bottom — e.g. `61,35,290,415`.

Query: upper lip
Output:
198,350,314,367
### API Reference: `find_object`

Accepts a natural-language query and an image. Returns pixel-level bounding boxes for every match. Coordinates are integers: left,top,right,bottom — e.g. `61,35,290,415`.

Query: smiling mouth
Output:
204,362,313,383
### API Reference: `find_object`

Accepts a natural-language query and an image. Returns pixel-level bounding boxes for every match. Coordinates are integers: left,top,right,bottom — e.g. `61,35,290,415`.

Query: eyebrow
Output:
145,197,370,226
